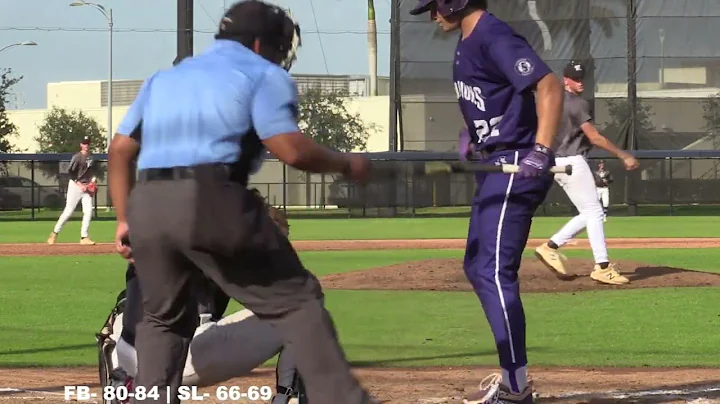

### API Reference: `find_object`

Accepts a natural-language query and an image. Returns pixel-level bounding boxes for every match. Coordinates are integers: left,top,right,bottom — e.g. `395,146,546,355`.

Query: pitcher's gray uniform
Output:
48,136,97,245
535,61,630,285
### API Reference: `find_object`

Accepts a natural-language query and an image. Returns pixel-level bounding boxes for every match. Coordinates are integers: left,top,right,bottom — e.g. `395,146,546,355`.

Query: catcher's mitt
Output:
268,205,290,237
249,188,290,237
86,182,98,196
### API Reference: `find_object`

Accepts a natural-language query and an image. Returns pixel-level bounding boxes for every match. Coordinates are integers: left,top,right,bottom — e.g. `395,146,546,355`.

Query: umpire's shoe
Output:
534,244,569,279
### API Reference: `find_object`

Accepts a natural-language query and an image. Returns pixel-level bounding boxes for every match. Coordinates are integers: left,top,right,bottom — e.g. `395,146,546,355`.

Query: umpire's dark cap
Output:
563,60,586,81
217,0,293,42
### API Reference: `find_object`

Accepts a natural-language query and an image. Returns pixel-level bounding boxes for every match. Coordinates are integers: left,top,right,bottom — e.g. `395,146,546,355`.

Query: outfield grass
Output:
1,248,718,368
2,215,720,243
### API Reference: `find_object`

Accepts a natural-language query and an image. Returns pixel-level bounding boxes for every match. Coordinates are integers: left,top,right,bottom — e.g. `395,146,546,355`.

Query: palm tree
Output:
368,0,378,96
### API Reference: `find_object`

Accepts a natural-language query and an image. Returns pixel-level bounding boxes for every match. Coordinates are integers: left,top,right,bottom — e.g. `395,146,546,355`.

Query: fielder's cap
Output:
563,60,586,81
81,136,91,144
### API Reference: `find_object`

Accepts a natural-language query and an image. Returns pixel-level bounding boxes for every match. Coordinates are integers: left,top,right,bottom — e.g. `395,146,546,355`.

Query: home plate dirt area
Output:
1,238,720,403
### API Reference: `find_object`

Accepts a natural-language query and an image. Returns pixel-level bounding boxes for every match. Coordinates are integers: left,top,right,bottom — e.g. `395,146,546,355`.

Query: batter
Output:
535,61,639,285
410,0,564,402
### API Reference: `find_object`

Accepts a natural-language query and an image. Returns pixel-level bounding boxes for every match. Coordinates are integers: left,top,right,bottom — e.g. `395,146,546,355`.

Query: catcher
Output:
96,193,305,404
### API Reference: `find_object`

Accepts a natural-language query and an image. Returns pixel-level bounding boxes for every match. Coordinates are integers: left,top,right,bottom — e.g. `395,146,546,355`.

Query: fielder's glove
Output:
86,182,98,196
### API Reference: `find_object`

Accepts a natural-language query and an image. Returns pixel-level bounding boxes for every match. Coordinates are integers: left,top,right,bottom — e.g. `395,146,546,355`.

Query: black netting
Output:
394,0,720,153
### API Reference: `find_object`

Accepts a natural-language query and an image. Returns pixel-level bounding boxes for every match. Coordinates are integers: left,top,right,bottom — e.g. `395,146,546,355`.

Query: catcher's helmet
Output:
409,0,473,17
218,0,301,71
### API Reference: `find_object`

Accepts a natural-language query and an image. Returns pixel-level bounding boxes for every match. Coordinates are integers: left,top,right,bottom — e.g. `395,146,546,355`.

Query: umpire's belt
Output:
137,163,249,185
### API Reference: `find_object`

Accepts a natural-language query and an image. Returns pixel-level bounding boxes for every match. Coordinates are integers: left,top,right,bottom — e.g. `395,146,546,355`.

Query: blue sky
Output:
1,0,392,109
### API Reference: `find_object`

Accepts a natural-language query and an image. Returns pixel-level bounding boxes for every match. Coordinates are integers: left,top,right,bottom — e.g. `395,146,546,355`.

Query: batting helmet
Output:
410,0,484,17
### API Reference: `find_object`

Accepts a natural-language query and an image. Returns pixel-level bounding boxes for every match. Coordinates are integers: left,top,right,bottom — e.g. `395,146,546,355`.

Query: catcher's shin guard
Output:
273,347,307,404
96,290,128,404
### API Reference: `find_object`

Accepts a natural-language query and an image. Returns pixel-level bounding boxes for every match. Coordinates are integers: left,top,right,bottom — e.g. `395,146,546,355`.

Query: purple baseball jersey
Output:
453,12,552,151
453,12,556,394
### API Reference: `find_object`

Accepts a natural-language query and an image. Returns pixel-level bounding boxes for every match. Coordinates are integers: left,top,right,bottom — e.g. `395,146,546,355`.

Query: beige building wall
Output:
5,81,392,208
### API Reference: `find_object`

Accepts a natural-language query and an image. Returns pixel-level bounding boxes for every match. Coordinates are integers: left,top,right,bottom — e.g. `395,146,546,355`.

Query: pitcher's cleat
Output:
534,243,570,279
47,232,57,245
590,263,629,285
80,237,96,246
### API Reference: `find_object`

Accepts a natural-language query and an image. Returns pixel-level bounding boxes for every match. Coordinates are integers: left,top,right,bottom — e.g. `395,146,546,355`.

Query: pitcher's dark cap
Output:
217,0,295,42
81,136,90,144
563,60,586,81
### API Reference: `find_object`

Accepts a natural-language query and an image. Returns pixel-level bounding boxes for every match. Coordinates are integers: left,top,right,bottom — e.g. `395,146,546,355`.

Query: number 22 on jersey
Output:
473,115,503,144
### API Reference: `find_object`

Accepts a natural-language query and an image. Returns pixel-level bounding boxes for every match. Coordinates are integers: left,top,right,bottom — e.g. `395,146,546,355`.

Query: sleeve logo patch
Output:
514,58,534,76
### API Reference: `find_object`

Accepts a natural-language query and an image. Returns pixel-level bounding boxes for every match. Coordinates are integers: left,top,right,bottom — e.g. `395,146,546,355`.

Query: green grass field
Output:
2,215,720,243
1,248,719,369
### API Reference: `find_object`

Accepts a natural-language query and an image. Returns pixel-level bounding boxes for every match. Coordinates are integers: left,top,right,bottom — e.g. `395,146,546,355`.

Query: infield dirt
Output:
1,238,719,403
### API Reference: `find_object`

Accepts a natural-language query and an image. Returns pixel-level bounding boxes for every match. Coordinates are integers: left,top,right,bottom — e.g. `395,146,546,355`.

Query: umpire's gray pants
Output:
127,178,371,404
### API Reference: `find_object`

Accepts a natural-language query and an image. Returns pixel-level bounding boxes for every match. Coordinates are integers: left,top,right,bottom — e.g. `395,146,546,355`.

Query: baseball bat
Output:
424,161,573,176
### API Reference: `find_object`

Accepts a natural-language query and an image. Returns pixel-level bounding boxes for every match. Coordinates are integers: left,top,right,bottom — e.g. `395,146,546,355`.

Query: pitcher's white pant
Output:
110,309,283,387
597,187,609,209
53,180,93,238
550,155,609,264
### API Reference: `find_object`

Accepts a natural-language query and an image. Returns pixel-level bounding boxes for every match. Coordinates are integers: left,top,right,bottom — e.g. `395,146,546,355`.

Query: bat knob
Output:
565,165,573,175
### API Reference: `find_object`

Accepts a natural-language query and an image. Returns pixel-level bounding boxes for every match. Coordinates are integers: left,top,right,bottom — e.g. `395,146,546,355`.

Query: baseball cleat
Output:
80,237,96,245
534,244,570,279
47,232,57,245
590,263,629,285
463,373,535,404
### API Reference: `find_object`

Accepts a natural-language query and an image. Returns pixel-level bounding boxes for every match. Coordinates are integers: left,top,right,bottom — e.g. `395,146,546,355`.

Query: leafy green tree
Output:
297,86,377,207
34,106,107,180
600,99,655,149
298,86,374,152
0,68,23,175
35,106,107,153
702,91,720,148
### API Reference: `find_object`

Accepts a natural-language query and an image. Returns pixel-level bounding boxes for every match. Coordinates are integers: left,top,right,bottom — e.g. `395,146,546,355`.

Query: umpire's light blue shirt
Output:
115,39,300,171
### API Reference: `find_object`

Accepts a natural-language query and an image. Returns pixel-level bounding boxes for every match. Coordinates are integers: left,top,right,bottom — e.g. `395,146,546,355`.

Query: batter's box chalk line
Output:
419,386,720,403
0,387,101,402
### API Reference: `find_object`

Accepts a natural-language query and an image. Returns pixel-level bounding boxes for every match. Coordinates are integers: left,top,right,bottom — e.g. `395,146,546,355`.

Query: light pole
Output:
0,41,38,54
71,0,112,210
658,28,665,88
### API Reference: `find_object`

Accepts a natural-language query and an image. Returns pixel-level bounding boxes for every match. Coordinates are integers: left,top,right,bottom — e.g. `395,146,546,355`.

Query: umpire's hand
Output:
115,221,134,263
343,154,371,183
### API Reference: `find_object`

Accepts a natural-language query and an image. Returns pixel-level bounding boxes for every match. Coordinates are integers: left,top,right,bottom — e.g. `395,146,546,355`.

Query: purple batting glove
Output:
517,144,554,177
458,128,471,161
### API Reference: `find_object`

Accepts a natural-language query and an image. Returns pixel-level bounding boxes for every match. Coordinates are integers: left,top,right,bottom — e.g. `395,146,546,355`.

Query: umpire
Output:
107,1,375,403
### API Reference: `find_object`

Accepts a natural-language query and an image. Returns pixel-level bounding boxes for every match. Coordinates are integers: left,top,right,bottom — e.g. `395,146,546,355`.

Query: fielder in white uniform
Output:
535,60,639,286
594,160,612,220
47,136,97,245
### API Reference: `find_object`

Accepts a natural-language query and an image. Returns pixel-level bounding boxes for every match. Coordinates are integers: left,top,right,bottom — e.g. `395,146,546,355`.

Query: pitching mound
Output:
320,258,720,293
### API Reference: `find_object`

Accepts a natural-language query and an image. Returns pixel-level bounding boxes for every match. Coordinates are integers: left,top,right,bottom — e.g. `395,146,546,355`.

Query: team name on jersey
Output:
454,81,485,112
